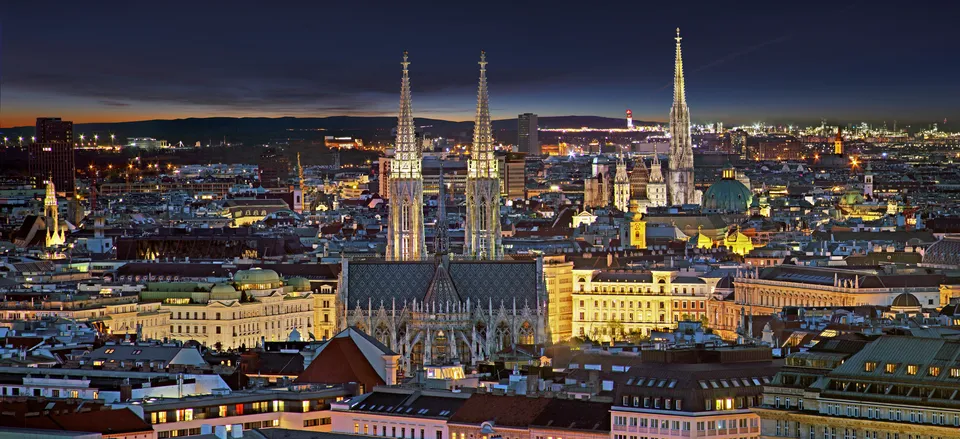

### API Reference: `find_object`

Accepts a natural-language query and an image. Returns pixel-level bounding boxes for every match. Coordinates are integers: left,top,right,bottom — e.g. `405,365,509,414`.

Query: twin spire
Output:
470,51,497,179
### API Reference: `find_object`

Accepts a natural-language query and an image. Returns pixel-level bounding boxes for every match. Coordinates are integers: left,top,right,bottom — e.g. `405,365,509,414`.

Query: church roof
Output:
702,179,752,213
345,260,538,307
423,262,462,304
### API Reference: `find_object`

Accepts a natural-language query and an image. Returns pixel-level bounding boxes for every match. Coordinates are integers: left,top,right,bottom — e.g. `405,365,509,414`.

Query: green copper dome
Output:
702,179,752,213
210,283,240,301
286,277,312,292
234,268,282,290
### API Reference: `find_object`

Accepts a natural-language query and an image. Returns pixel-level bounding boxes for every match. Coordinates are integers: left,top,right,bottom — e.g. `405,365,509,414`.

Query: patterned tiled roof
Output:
345,260,539,306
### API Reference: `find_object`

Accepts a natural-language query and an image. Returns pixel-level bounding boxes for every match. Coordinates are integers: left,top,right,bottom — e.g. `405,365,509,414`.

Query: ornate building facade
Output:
339,258,546,375
464,52,502,259
387,52,426,261
667,29,696,206
647,152,668,207
614,153,631,212
572,269,712,341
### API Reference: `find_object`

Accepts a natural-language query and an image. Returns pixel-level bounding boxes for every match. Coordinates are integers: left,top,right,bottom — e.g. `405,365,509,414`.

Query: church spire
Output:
469,51,496,179
394,51,420,179
668,27,695,206
464,51,503,260
673,28,686,106
387,52,426,261
434,159,450,255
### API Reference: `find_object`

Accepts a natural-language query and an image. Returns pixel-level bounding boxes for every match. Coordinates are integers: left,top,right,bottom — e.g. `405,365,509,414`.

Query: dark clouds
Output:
2,1,959,126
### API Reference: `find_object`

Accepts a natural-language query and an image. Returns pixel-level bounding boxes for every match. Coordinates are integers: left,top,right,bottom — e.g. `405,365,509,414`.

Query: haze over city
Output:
3,1,959,127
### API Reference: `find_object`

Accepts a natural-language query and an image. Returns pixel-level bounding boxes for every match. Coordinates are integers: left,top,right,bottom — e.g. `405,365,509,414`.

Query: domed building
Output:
285,277,312,293
922,235,960,269
702,164,752,213
889,292,922,316
234,268,283,292
210,283,241,301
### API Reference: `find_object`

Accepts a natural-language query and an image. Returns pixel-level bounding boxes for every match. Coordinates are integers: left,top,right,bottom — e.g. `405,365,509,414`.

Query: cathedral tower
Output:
434,160,450,255
647,149,668,207
613,152,630,212
464,51,502,259
386,52,425,261
668,28,695,205
44,179,65,247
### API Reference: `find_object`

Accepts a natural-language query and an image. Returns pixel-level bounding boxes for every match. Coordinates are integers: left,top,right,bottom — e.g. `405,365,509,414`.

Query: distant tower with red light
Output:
626,109,634,129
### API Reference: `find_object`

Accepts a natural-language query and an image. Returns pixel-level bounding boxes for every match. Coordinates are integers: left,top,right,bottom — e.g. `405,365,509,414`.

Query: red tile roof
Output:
0,406,151,434
448,394,553,427
295,336,385,390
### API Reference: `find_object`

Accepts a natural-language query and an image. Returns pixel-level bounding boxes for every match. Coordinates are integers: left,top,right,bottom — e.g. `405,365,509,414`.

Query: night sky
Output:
2,1,958,128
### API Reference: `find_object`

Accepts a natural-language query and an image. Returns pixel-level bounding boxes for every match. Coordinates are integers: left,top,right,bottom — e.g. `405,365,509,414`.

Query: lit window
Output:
907,365,918,375
864,362,877,372
929,366,942,377
951,368,960,378
884,363,897,374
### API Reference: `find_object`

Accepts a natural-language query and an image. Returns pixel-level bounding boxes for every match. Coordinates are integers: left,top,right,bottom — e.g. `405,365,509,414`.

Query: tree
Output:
606,319,624,341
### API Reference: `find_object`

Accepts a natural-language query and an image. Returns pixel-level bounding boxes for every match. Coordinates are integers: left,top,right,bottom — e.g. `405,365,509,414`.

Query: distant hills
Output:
0,115,659,144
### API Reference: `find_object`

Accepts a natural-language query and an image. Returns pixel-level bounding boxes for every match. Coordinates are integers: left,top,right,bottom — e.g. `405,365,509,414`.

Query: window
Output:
219,405,227,417
355,424,360,434
929,366,941,376
885,363,897,374
864,361,877,372
907,365,918,375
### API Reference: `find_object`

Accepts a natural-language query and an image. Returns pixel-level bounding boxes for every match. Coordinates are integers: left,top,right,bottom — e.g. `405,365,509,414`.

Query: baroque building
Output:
572,269,712,341
464,52,502,259
386,52,426,261
667,29,697,206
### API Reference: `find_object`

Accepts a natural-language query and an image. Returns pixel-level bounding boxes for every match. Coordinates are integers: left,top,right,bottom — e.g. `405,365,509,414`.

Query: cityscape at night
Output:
1,2,960,439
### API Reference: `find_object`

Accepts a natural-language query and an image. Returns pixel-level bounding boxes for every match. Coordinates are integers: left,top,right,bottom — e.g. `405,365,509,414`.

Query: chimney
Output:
382,354,400,386
214,426,228,439
231,424,243,438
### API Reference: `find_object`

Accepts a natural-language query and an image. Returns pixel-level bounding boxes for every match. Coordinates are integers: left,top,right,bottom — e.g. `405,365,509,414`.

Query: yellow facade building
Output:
572,269,712,341
140,268,315,350
543,255,574,342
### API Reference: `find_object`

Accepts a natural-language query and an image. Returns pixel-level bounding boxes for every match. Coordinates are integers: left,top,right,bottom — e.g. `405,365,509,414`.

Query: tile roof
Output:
448,393,553,427
296,328,388,390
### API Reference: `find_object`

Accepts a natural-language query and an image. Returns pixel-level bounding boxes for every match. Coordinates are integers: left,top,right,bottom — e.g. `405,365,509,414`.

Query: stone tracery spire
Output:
464,51,503,259
386,52,426,261
668,28,695,206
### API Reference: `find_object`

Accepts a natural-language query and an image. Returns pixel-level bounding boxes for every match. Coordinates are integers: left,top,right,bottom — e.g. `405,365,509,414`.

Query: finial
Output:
479,51,487,70
675,28,682,43
402,51,410,70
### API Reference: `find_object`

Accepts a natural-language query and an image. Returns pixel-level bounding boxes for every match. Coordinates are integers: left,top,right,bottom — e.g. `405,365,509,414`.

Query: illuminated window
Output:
884,363,897,374
930,366,942,377
157,411,167,423
864,362,877,372
219,405,227,417
184,409,193,421
907,365,918,375
951,368,960,378
104,349,115,354
303,401,310,412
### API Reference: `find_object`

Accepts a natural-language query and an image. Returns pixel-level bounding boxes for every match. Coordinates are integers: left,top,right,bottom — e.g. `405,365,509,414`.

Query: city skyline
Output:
2,2,959,129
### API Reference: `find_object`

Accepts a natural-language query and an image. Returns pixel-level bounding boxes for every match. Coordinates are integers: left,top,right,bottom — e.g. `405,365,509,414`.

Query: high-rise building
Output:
386,52,426,261
667,29,695,205
465,52,502,260
518,113,539,154
257,147,290,188
28,117,76,197
35,117,73,143
498,152,526,200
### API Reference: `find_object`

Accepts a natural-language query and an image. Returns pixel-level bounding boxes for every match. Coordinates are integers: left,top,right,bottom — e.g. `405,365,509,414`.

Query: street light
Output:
18,136,23,147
